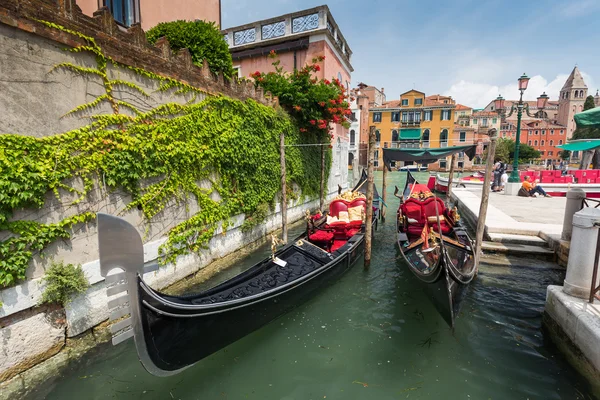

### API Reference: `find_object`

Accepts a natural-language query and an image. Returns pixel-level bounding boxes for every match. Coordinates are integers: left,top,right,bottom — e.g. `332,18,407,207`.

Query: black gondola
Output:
99,174,378,376
382,145,478,328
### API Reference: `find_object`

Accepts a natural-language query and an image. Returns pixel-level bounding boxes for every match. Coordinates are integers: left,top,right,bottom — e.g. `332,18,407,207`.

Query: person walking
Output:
492,159,502,191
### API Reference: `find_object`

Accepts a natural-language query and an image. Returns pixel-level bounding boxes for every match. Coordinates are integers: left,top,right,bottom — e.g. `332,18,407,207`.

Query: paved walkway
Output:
450,187,564,240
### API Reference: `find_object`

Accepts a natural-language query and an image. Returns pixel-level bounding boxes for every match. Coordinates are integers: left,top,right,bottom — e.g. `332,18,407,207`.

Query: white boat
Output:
398,165,428,172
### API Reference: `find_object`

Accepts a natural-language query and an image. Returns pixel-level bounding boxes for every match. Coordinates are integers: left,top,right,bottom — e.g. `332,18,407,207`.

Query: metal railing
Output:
587,197,600,303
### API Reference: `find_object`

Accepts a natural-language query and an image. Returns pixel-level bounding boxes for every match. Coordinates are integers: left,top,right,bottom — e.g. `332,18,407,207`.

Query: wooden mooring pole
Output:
319,143,326,212
364,126,376,270
381,159,388,222
280,132,288,244
474,129,498,274
447,153,456,200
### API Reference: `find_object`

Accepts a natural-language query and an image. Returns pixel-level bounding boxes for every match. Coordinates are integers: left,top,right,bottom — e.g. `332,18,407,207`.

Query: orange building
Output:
76,0,221,30
369,91,456,169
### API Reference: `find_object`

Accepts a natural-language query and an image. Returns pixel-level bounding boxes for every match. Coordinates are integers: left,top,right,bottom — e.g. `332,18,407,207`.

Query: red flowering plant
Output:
250,53,350,141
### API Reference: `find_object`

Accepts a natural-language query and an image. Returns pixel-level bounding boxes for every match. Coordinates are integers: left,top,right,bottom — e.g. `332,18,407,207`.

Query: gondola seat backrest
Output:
329,199,349,218
422,197,446,219
400,198,425,225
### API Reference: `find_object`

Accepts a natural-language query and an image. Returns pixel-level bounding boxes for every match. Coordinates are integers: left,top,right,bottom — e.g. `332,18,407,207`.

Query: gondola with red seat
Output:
395,171,476,328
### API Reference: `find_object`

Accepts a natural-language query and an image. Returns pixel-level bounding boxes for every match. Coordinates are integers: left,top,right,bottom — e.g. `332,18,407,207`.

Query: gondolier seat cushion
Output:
308,230,334,243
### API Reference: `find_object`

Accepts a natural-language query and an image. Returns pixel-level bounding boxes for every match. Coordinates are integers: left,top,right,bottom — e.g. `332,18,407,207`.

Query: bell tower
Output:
557,66,588,138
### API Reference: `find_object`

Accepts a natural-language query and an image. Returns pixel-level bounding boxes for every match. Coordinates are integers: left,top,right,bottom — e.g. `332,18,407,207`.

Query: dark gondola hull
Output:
139,236,364,371
395,171,475,327
98,211,368,376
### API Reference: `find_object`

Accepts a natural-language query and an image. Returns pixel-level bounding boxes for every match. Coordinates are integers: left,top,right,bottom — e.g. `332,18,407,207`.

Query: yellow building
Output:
369,91,455,169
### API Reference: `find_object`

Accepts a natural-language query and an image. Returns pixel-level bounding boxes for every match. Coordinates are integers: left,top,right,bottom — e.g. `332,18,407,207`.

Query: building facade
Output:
500,120,568,165
369,90,455,169
221,6,352,191
77,0,221,30
221,6,353,145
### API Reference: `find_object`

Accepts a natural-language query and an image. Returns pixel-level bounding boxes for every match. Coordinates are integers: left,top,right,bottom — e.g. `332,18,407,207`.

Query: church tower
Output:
595,90,600,107
557,66,588,138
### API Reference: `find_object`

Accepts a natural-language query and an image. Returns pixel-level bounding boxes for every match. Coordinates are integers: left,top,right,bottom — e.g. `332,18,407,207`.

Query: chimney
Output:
381,87,384,93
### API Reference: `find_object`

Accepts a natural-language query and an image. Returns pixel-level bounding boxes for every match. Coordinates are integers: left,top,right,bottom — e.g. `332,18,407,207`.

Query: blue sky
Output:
222,0,600,108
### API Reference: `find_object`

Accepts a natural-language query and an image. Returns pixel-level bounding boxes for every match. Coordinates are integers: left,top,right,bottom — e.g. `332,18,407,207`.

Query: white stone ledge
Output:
545,285,600,372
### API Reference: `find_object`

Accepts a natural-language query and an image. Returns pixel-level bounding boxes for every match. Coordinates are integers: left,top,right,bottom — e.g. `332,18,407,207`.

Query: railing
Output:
440,142,448,148
422,141,430,148
401,121,420,127
587,197,600,303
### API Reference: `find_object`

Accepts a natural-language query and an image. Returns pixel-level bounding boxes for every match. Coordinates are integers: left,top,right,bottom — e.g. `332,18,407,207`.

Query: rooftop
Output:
221,5,353,72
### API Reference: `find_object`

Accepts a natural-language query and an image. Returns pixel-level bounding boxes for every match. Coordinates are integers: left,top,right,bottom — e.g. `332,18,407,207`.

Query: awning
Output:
399,129,421,140
382,144,477,170
556,139,600,152
575,107,600,128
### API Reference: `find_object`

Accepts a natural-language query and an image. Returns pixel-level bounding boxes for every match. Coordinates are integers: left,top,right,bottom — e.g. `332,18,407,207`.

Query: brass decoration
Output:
335,190,366,201
451,206,461,223
271,234,283,260
410,191,434,200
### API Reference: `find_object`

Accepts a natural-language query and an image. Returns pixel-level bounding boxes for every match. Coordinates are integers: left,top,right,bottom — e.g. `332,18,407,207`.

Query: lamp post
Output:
494,73,549,183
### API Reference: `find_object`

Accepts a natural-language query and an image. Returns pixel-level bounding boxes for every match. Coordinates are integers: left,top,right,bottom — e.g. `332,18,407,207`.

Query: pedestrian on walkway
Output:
521,176,551,197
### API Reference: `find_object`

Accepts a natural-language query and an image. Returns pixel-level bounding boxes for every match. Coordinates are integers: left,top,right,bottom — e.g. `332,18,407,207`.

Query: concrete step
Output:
481,241,555,256
488,232,548,247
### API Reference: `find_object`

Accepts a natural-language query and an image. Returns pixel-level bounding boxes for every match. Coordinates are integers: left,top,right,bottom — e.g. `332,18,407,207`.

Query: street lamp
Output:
493,73,548,183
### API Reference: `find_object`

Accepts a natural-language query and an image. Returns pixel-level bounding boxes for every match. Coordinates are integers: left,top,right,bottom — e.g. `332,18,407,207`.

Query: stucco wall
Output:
76,0,221,30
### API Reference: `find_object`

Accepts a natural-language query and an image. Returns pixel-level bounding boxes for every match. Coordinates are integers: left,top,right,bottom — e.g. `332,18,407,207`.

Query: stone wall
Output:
0,0,349,386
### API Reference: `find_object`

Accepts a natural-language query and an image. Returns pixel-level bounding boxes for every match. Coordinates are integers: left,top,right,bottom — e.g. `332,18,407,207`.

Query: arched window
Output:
581,90,585,97
550,140,554,146
541,140,545,146
559,140,563,145
575,91,579,98
440,129,448,146
392,130,399,142
422,129,430,142
350,129,355,145
528,140,532,145
534,140,538,146
375,130,381,143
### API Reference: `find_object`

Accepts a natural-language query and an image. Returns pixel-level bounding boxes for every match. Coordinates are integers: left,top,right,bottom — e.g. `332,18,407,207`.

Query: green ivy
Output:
0,20,331,288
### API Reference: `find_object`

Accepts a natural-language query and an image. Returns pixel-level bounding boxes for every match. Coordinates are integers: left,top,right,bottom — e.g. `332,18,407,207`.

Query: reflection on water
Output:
33,172,597,400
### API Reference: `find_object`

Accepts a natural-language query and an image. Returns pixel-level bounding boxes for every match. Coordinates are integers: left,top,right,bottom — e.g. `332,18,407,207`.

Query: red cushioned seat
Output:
407,224,425,238
347,220,363,228
330,239,346,252
401,199,424,223
422,197,446,219
309,230,334,242
329,200,349,218
345,228,360,238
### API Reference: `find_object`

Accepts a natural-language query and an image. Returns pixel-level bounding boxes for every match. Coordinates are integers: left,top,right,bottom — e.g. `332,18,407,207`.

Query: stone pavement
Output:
450,187,565,239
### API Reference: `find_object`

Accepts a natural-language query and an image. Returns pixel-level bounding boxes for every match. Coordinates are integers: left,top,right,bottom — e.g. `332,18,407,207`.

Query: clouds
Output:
444,72,596,108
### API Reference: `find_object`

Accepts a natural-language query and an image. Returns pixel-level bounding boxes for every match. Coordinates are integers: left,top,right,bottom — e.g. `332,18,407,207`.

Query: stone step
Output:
481,241,555,256
488,232,548,247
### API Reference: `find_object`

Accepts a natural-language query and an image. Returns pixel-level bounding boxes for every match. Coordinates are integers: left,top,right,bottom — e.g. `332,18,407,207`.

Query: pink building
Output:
76,0,221,30
221,6,353,142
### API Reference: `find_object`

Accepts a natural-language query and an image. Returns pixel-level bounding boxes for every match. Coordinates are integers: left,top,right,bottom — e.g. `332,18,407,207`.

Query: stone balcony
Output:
221,6,352,67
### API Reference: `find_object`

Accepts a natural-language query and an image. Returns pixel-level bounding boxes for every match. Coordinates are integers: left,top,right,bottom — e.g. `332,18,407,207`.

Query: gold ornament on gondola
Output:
271,234,283,260
451,206,461,223
335,190,366,201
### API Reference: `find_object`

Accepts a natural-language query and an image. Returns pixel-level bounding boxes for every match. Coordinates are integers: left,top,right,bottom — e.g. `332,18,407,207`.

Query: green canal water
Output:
34,172,597,400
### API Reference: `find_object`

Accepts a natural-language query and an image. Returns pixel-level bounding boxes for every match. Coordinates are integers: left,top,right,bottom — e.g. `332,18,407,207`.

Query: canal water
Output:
35,172,597,399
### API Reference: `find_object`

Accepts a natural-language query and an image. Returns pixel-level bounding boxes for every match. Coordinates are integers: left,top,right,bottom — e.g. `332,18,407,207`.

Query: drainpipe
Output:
293,50,297,72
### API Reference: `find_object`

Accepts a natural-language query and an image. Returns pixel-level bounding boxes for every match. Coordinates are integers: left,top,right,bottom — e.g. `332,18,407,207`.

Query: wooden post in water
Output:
474,128,498,274
280,132,288,244
381,159,388,222
447,153,457,200
320,143,325,212
364,126,376,269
